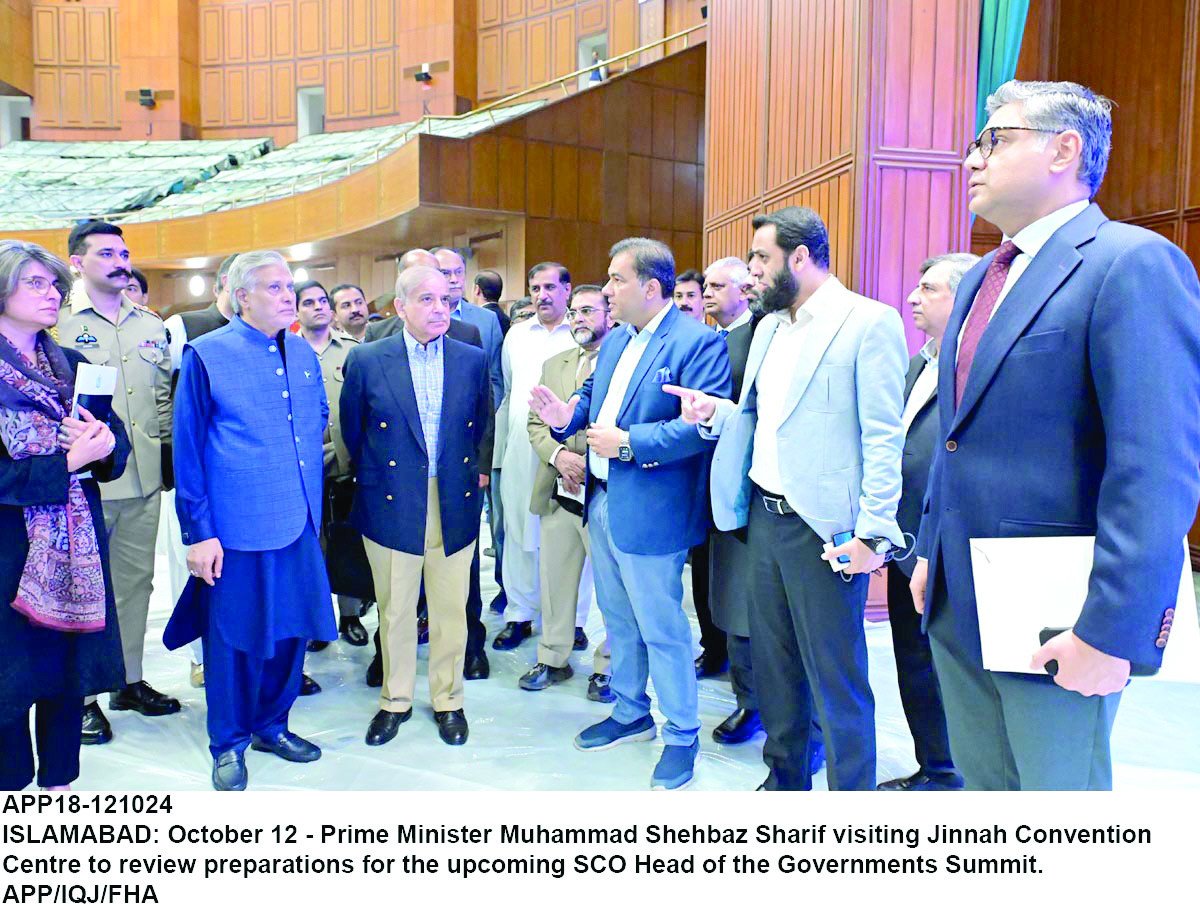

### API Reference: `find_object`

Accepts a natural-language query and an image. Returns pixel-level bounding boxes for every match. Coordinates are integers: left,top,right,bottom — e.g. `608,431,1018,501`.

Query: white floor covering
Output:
67,518,1200,791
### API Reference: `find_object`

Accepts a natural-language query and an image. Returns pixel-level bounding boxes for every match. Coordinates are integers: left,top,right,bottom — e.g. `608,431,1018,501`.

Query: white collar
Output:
626,302,672,338
769,274,843,328
722,308,752,332
1006,199,1090,259
919,337,939,365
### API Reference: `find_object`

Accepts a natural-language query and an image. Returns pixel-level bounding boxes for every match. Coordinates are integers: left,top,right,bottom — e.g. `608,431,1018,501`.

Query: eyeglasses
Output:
966,126,1063,160
566,306,606,319
18,276,64,298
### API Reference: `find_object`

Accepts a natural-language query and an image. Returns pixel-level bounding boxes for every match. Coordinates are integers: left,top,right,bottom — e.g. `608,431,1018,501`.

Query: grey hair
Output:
705,255,752,288
0,239,73,316
985,80,1113,197
226,250,289,314
610,237,676,299
395,265,446,304
919,252,981,295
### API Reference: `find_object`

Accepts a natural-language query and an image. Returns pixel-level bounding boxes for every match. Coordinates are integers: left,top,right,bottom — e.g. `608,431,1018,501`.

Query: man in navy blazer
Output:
530,238,731,790
910,80,1200,790
340,266,490,749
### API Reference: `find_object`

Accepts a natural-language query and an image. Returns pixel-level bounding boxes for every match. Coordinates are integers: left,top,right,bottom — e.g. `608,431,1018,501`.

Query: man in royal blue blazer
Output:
530,238,732,790
340,266,490,748
909,80,1200,789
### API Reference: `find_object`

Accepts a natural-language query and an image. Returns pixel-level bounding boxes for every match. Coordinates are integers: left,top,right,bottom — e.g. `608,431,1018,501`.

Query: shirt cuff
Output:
549,443,567,467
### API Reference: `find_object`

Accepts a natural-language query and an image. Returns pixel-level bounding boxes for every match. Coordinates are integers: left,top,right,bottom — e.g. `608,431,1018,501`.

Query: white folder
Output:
969,536,1200,683
71,362,118,417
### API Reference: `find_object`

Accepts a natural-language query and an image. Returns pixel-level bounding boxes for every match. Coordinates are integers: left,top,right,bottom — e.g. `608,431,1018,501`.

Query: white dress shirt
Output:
958,199,1090,352
717,308,752,336
499,314,577,548
901,337,939,433
748,277,841,494
589,302,673,481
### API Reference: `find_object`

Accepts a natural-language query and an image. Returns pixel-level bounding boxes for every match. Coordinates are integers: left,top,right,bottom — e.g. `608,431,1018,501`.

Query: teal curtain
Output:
976,0,1031,132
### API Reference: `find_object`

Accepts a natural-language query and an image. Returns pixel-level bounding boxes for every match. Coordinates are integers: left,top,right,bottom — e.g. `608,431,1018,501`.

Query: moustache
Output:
108,269,132,280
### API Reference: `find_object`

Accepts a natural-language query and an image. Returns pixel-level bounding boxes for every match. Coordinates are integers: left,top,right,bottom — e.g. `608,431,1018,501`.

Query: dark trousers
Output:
204,627,306,758
0,697,83,790
886,565,958,778
727,633,758,712
928,580,1121,790
689,541,727,664
748,496,875,790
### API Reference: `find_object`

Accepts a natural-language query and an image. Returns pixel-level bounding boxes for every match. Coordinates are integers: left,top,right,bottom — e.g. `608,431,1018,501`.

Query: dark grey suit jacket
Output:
895,349,938,577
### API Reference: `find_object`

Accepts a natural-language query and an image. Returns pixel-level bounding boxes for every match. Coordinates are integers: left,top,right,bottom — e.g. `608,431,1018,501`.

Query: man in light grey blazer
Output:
667,206,907,790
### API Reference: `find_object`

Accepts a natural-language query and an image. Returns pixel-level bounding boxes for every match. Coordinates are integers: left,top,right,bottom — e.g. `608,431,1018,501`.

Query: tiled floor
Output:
69,523,1200,791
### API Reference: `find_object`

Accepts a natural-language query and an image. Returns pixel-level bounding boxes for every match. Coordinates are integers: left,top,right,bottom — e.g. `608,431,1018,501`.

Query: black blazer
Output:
340,334,491,556
725,320,754,401
895,349,938,577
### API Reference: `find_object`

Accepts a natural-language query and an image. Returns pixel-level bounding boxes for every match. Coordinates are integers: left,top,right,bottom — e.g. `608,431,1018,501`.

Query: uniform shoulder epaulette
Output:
134,303,164,319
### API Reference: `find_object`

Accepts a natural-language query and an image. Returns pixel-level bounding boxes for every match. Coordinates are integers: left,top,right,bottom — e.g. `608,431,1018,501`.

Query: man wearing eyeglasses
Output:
523,286,614,699
908,80,1200,790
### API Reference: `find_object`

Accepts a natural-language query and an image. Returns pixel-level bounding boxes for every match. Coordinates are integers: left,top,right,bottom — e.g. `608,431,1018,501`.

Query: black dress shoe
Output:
109,681,181,717
307,639,329,652
212,750,247,791
417,613,429,645
340,615,368,646
587,673,616,703
694,651,729,678
81,703,112,745
299,673,321,696
359,600,375,617
877,770,965,791
518,662,573,691
365,654,383,687
434,709,469,745
250,731,321,762
365,709,412,746
573,627,589,651
463,651,490,680
492,620,532,650
712,708,763,744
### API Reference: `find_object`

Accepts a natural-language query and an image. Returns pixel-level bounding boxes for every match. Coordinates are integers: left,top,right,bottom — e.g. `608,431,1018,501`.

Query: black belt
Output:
593,476,607,492
755,486,795,516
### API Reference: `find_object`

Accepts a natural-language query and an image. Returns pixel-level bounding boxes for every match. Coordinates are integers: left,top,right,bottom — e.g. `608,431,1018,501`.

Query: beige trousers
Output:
537,504,610,673
364,479,472,713
97,493,161,687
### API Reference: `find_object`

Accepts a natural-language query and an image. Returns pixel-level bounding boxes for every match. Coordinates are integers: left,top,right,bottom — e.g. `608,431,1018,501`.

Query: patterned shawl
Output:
0,332,106,631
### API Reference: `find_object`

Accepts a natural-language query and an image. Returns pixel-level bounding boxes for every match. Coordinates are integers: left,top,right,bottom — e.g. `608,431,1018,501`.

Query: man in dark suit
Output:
911,80,1200,789
473,269,511,336
363,250,493,684
340,266,490,748
877,252,977,791
530,237,732,790
697,256,760,741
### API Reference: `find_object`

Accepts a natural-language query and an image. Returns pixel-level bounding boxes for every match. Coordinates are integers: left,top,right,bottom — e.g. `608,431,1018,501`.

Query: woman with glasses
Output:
0,240,129,791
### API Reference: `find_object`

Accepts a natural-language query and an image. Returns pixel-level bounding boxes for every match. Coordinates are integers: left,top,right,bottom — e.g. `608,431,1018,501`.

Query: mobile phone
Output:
832,530,854,565
1037,627,1158,678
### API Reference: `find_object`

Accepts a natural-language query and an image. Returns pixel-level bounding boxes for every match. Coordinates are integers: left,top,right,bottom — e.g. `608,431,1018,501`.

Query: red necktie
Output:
955,240,1021,408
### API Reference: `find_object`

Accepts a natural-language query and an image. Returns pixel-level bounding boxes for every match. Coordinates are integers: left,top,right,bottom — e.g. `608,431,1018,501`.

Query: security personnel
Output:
55,221,179,745
295,279,368,649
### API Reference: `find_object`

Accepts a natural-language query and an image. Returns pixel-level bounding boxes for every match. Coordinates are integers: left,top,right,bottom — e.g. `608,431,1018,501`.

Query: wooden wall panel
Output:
297,0,323,56
201,5,222,63
273,62,296,121
248,2,271,61
225,4,247,62
527,16,551,85
502,22,525,93
225,67,247,123
478,28,502,96
371,49,393,114
273,0,295,58
59,6,83,65
33,5,57,65
348,0,370,52
248,65,272,123
201,67,223,124
31,0,119,136
480,0,501,27
327,0,348,53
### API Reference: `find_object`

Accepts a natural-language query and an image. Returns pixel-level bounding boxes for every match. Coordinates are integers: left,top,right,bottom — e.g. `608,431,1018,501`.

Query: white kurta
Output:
498,317,578,619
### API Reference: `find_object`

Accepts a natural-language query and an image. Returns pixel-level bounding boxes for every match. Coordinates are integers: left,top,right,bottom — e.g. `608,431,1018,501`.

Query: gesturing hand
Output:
662,384,718,424
529,385,578,429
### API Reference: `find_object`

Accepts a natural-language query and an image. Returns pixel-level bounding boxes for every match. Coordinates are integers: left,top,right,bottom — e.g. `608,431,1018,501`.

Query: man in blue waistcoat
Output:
168,249,337,791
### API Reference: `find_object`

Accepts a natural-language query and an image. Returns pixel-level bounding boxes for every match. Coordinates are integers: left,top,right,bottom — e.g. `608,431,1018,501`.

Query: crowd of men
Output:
50,79,1200,793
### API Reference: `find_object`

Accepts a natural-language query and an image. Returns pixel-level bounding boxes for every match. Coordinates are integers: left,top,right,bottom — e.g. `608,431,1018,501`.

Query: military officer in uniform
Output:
296,279,368,649
55,220,179,745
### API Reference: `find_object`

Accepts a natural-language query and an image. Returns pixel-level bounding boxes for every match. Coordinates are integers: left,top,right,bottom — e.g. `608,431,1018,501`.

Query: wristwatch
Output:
859,536,894,556
617,431,633,462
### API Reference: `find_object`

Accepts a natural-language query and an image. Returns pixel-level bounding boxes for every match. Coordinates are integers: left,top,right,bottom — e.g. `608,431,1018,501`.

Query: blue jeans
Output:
588,488,697,746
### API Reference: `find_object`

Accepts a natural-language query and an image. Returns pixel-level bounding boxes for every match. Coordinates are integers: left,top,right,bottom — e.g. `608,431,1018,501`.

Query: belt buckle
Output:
762,494,786,515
